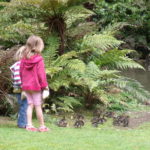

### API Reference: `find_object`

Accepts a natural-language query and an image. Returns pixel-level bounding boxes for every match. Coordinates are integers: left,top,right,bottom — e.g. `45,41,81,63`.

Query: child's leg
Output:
25,92,34,127
31,91,45,127
27,104,34,126
33,92,49,131
16,93,27,128
35,105,44,127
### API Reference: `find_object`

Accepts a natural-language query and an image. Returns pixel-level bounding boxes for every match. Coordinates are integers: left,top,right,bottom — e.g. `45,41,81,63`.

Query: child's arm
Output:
10,64,15,79
37,59,48,90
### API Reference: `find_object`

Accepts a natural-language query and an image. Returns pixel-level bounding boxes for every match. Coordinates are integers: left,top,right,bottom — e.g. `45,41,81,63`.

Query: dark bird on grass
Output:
57,116,68,127
104,111,115,118
91,116,100,127
91,115,107,127
93,109,103,117
74,113,84,120
113,114,130,127
74,114,85,128
74,119,84,128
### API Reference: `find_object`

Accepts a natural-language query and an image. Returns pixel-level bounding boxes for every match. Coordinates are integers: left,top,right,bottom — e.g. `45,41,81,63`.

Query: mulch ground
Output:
1,111,150,129
127,111,150,128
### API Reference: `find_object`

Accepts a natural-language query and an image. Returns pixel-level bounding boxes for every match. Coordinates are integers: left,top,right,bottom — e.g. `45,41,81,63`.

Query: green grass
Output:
0,116,150,150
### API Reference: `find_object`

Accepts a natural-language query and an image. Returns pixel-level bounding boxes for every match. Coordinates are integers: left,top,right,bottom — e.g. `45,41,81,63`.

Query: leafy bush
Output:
94,0,150,58
0,0,150,114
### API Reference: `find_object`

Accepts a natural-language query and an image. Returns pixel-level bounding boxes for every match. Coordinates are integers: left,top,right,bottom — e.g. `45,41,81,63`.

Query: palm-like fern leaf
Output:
114,77,150,102
65,5,94,28
55,96,82,112
100,22,132,36
81,34,123,53
94,49,144,70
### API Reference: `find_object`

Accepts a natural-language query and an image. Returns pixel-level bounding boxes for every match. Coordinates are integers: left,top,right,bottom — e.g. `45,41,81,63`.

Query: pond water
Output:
122,69,150,92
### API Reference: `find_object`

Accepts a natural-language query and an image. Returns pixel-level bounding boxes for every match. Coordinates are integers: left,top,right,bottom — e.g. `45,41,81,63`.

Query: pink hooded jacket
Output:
20,54,48,91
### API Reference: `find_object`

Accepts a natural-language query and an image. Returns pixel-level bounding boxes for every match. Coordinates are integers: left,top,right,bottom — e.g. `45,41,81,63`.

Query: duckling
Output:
91,115,107,127
104,111,115,118
57,116,68,127
74,119,84,128
99,116,107,124
93,109,103,117
74,114,85,128
91,116,100,127
119,115,130,127
113,114,130,127
75,113,84,120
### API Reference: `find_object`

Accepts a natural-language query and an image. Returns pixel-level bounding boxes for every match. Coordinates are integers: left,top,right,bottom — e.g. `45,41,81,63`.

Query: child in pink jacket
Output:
20,35,49,132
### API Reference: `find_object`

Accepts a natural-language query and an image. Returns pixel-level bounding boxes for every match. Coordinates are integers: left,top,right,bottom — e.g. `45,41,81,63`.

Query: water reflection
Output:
122,69,150,92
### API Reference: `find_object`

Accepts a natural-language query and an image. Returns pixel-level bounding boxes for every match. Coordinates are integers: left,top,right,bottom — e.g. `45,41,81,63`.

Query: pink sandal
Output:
38,126,49,132
26,126,38,132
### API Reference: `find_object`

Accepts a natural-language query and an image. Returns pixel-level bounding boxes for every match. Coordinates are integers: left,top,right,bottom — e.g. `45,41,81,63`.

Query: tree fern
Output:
100,22,133,36
43,34,60,67
114,77,150,102
56,96,82,112
94,49,144,70
65,5,94,28
81,34,123,53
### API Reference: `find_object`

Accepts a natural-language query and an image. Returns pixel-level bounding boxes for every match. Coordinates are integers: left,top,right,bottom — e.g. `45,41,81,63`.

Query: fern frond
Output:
100,22,132,36
95,49,144,70
81,34,123,52
10,0,42,7
43,34,60,67
52,96,82,113
93,89,109,105
49,74,72,91
0,2,9,6
67,0,94,7
85,61,119,79
114,77,150,102
67,59,86,73
116,59,144,70
65,5,94,28
67,22,97,39
53,51,78,67
0,21,46,42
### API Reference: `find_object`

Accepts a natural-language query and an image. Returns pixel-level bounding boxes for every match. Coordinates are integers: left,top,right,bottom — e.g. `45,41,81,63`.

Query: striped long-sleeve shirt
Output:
10,61,21,88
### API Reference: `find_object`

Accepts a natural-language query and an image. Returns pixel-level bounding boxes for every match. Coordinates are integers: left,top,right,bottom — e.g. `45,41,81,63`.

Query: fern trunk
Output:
47,16,66,55
85,91,94,109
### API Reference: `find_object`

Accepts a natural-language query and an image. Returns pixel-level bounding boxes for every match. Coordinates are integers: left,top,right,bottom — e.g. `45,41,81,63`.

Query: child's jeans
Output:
16,93,28,128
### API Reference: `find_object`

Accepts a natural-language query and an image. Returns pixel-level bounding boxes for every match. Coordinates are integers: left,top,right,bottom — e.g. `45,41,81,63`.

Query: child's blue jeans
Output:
16,93,28,128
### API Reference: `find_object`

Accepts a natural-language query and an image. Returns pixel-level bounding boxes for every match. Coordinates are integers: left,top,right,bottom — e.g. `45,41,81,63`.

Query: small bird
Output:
91,115,107,127
74,119,84,128
91,116,100,127
93,109,103,117
57,116,68,127
104,111,115,118
75,113,84,120
74,114,85,128
113,114,130,127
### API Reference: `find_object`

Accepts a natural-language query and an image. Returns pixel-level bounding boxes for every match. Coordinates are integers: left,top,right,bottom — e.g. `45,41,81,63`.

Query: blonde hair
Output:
14,46,26,61
24,35,44,59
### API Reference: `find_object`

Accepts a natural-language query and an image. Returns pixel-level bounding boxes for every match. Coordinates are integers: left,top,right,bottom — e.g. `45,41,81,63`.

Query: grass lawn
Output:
0,116,150,150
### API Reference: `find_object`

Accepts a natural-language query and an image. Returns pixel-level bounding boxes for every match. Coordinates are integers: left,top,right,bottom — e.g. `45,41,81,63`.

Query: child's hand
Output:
42,89,50,100
21,91,26,100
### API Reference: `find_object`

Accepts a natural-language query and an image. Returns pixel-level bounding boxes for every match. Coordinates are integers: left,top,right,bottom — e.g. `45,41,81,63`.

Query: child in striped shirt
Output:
10,46,28,128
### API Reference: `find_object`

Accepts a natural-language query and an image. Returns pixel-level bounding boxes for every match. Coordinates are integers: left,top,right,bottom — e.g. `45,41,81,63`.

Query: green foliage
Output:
0,0,150,114
100,22,132,36
0,0,94,45
81,34,123,53
94,0,150,56
94,0,148,26
54,96,82,112
114,77,150,102
94,49,145,70
65,5,94,28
